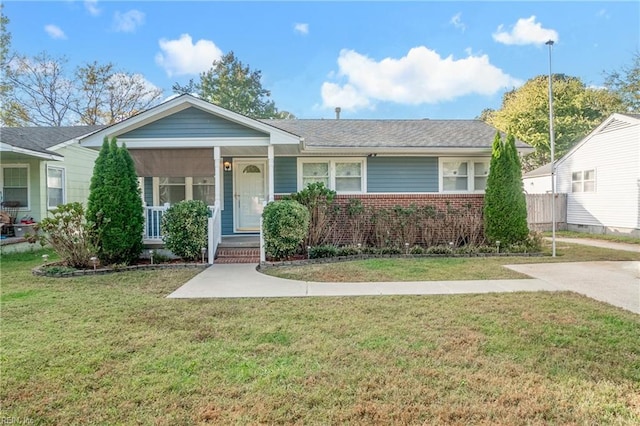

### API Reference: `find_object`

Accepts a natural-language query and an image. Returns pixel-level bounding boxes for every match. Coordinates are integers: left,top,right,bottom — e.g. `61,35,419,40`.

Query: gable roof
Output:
80,94,301,148
555,113,640,168
0,125,104,160
523,162,552,178
261,118,532,152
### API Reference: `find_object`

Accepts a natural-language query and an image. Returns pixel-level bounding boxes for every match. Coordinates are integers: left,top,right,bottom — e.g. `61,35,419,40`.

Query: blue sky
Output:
4,1,639,119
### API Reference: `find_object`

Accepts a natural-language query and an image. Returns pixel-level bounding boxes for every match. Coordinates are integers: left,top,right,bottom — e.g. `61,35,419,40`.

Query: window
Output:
155,176,216,206
302,162,329,187
47,166,65,209
572,169,595,193
192,176,215,205
298,159,365,193
1,165,29,208
159,177,186,205
440,159,489,192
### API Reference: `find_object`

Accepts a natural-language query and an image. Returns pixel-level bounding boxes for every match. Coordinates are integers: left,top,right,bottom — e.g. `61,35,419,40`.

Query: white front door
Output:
234,160,267,232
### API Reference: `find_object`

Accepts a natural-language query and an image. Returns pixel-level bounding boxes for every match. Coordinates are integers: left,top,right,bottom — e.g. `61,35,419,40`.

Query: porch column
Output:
267,145,275,202
214,147,221,207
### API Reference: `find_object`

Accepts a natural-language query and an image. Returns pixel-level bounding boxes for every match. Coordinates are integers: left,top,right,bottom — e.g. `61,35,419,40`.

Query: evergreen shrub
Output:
262,200,310,260
161,200,209,261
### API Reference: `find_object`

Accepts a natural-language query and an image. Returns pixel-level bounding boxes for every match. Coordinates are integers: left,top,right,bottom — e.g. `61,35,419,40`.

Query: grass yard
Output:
264,239,640,282
1,248,639,424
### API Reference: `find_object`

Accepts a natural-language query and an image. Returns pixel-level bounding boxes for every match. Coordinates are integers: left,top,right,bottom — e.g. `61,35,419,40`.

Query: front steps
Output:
215,236,260,264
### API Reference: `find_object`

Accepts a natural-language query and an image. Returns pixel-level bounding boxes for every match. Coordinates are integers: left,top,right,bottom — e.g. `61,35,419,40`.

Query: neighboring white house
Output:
523,163,552,194
554,113,640,237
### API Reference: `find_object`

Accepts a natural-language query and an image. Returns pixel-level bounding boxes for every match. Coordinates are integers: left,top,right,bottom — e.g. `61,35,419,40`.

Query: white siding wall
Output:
523,175,552,194
556,122,639,230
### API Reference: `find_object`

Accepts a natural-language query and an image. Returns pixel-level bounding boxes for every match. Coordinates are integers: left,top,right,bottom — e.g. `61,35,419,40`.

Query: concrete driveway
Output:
505,261,639,313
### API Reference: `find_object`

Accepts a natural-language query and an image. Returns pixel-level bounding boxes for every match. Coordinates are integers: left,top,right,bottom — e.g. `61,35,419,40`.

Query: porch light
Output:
223,161,232,172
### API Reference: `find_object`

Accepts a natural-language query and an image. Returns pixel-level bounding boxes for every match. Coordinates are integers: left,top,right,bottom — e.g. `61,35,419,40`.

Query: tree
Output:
483,132,529,246
0,5,27,126
73,62,163,125
4,52,163,126
87,138,144,265
173,51,286,119
4,52,75,126
604,52,640,113
483,74,623,171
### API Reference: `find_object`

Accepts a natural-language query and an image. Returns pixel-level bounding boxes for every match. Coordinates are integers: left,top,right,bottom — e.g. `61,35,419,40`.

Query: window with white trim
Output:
571,169,595,193
298,159,365,193
47,166,65,209
440,159,490,192
1,165,29,208
154,176,216,206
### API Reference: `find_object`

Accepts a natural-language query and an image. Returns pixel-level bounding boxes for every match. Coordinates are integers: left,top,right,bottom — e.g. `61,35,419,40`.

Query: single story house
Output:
78,94,532,248
0,126,103,234
554,112,640,237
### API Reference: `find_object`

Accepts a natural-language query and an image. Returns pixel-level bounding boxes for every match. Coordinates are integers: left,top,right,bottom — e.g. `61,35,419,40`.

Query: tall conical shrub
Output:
484,132,529,245
87,137,144,264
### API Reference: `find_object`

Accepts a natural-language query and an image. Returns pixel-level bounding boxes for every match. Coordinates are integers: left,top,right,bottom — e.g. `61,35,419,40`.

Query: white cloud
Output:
493,16,558,45
44,24,67,40
450,13,466,32
113,10,145,33
155,34,223,77
294,23,309,35
84,0,101,17
321,47,522,111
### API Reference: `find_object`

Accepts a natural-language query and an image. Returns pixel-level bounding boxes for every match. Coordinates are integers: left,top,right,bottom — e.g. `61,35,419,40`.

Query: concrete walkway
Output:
168,238,639,313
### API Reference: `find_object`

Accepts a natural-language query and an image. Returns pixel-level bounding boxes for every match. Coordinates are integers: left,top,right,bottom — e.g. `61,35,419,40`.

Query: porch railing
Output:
208,202,221,265
143,204,169,241
144,203,221,265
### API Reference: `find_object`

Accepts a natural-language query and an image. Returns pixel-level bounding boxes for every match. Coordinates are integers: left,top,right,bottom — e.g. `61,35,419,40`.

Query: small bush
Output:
379,247,402,255
410,245,425,255
262,200,310,260
426,245,454,255
309,245,338,259
336,246,360,257
38,203,94,269
161,200,209,261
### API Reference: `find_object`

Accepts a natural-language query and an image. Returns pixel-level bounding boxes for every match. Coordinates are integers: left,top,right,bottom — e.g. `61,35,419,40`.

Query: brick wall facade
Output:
278,193,486,248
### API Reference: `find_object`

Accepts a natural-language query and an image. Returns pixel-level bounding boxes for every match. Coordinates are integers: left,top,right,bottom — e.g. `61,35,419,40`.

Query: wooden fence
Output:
526,193,567,231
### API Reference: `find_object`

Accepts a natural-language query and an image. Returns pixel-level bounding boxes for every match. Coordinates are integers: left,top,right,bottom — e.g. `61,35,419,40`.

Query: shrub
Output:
336,246,360,257
262,200,310,260
87,138,144,265
426,245,453,255
38,202,94,269
409,245,425,255
161,200,210,262
285,182,337,247
309,245,338,259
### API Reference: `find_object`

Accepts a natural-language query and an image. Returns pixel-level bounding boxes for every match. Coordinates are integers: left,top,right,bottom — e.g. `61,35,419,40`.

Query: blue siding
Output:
222,158,234,235
367,157,438,192
121,107,267,139
143,177,153,205
274,157,297,194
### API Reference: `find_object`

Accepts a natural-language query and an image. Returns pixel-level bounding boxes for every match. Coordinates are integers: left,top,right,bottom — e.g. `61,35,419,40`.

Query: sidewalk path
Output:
549,237,640,253
168,238,639,313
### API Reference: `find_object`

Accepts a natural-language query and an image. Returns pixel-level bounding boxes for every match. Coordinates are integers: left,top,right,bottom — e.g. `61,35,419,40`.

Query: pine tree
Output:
483,132,529,245
87,137,143,264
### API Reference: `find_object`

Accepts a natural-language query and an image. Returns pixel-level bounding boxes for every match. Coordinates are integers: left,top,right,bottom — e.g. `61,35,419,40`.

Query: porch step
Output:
215,247,260,264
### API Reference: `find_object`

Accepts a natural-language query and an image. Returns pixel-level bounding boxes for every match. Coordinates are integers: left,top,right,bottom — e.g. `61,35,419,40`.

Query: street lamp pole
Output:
546,39,556,257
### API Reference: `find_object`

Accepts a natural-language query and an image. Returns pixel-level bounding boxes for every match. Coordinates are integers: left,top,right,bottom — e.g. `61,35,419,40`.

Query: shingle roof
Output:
1,126,104,155
523,162,552,178
260,119,529,149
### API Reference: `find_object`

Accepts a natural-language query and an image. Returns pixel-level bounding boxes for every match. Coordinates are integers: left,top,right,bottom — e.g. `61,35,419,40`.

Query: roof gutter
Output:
0,143,64,160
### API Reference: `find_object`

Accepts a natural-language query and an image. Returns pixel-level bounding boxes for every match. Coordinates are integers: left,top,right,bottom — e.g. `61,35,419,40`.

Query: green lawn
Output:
1,248,639,424
264,239,639,282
